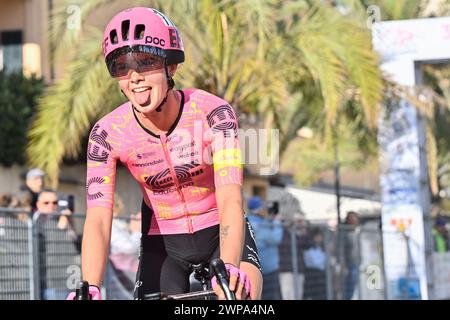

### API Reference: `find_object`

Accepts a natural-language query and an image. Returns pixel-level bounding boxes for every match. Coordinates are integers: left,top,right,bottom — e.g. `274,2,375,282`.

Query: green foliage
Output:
0,72,44,166
422,64,450,198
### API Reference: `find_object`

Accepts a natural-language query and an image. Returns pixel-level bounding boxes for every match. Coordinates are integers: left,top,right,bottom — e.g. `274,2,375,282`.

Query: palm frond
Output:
28,28,123,185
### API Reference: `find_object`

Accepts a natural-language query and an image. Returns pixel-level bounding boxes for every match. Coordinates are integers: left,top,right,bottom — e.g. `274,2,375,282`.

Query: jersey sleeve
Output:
86,121,118,210
206,102,243,187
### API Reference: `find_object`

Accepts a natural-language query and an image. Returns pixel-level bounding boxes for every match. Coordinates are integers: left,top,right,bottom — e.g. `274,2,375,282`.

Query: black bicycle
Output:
74,258,235,301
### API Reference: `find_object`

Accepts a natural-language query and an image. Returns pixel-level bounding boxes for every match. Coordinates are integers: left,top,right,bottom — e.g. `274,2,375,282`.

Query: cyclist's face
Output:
118,64,177,115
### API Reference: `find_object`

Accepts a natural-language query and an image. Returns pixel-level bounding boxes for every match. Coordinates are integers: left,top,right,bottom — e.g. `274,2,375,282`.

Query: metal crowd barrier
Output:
1,206,449,300
277,216,450,300
0,208,31,300
0,208,139,300
277,219,386,300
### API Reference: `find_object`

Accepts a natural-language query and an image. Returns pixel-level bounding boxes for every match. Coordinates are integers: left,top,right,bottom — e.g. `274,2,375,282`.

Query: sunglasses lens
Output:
107,51,164,78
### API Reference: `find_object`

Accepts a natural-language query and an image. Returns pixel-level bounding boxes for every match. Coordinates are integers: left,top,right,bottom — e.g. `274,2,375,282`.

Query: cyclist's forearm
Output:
220,208,244,266
81,208,112,287
217,186,245,266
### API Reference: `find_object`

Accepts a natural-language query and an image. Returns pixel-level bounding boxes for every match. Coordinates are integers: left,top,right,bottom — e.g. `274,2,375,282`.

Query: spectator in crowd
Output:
432,216,450,253
246,196,283,300
0,193,29,236
278,214,308,300
21,168,45,212
343,211,360,300
303,227,327,300
0,193,21,208
35,189,78,233
34,189,81,300
108,194,141,299
0,193,28,218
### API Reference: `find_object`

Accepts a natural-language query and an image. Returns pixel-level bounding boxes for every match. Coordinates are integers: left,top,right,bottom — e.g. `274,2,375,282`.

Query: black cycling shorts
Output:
133,201,261,299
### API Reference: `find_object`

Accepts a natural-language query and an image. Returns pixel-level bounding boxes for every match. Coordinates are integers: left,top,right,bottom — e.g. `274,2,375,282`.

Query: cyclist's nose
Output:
129,70,145,83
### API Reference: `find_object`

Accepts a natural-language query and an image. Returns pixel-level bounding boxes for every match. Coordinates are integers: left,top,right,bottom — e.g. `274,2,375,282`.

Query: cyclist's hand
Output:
212,264,251,300
66,285,102,300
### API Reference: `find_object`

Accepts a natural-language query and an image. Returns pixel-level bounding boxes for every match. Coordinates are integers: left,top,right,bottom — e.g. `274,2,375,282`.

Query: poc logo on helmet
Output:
145,36,165,46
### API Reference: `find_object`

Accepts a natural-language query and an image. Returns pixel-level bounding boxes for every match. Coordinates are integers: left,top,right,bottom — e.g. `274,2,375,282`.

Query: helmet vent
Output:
121,20,130,41
135,24,145,40
110,29,118,45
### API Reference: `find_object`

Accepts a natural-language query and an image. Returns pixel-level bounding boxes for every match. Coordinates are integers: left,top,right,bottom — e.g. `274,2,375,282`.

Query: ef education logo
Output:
144,161,203,194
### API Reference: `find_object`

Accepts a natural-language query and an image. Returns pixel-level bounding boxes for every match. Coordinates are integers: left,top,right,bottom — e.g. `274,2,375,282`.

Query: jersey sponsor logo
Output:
145,36,165,47
206,104,238,138
144,161,203,194
136,151,156,160
178,151,199,159
86,176,105,200
88,124,112,163
168,28,182,48
213,148,243,170
169,141,196,153
131,159,164,167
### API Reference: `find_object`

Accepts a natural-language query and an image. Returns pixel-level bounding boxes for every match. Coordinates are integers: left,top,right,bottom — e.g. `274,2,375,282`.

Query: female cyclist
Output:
72,7,262,300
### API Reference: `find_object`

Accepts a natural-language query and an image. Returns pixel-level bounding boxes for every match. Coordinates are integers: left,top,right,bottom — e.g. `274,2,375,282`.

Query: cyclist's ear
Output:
167,64,178,77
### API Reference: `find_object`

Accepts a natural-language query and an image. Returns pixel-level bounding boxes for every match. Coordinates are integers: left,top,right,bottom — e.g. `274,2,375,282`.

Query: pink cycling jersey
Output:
86,88,243,235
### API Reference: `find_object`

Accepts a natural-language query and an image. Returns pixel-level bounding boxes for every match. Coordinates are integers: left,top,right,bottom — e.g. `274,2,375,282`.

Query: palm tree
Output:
28,0,384,186
276,3,383,154
420,65,450,202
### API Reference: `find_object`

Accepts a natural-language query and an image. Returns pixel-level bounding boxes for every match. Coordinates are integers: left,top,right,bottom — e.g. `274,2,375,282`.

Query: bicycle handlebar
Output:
144,258,235,300
74,259,235,300
75,281,90,300
210,258,236,300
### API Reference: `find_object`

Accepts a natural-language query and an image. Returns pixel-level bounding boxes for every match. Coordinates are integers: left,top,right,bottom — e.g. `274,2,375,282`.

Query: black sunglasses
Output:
43,201,58,205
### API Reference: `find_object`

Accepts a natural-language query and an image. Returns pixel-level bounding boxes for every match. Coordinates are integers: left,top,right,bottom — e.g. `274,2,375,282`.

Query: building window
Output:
0,31,23,73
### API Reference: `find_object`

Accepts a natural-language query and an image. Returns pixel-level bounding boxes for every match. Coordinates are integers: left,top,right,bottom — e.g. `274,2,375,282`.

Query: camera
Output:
58,194,75,212
267,201,279,216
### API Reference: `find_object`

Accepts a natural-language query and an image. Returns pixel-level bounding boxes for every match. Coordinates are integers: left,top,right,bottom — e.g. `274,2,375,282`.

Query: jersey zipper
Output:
159,134,194,233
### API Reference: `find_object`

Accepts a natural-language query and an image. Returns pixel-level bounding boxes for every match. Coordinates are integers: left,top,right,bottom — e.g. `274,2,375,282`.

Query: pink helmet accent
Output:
102,7,184,64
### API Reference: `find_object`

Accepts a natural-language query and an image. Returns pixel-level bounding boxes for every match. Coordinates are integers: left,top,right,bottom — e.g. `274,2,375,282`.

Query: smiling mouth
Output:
132,86,151,93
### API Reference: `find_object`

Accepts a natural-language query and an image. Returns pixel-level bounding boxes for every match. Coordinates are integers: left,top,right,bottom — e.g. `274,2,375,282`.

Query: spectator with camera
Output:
34,189,81,299
35,190,77,233
246,196,283,300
